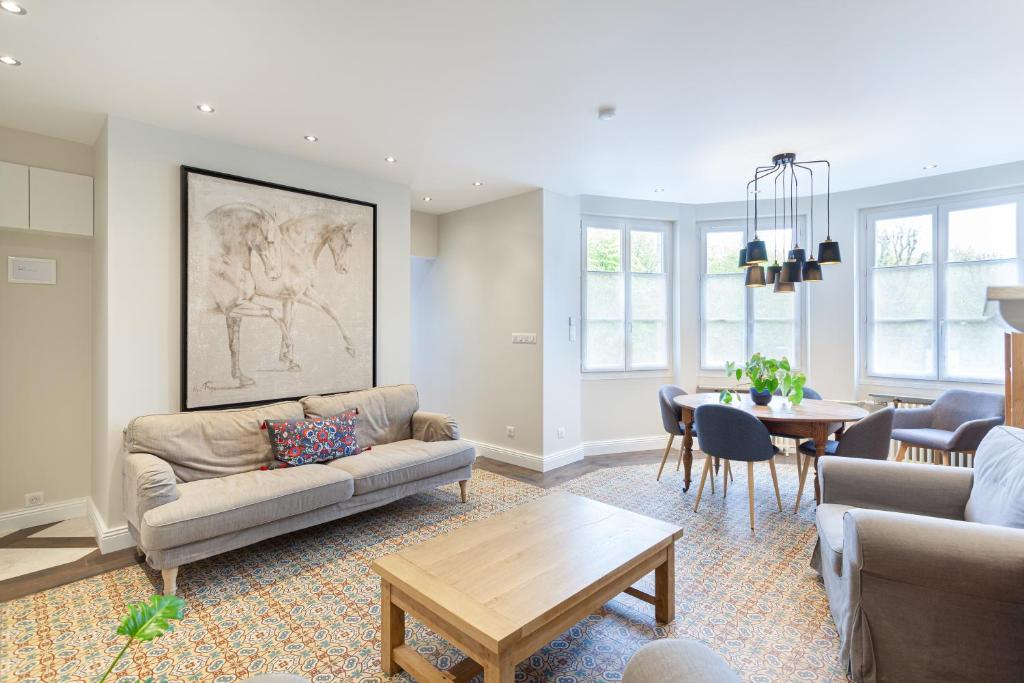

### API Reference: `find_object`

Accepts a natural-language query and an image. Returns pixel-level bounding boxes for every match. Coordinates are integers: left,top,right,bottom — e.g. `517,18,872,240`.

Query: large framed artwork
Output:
181,166,376,410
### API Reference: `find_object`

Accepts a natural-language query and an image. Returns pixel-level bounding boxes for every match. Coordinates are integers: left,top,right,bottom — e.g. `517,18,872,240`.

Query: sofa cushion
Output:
265,410,361,465
302,384,418,447
965,426,1024,528
141,465,354,550
125,401,304,482
327,438,475,495
891,427,956,451
815,503,855,576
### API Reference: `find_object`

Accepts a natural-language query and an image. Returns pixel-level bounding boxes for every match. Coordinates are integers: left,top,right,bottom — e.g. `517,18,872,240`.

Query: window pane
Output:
752,285,795,362
631,273,667,367
585,270,624,369
631,321,667,367
584,321,625,369
703,272,745,367
872,321,935,376
760,226,793,268
631,230,664,273
948,203,1016,262
875,214,933,267
870,265,935,376
586,272,624,320
631,273,667,320
705,230,743,274
586,227,621,272
943,260,1016,379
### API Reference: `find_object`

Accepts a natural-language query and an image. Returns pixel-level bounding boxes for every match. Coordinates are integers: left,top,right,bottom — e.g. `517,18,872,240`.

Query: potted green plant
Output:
721,353,807,406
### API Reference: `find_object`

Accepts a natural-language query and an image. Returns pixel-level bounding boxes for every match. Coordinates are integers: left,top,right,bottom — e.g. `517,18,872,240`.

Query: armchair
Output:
892,389,1003,465
812,426,1024,682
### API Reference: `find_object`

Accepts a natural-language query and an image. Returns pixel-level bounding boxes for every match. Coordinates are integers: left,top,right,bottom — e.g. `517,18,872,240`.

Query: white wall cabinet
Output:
0,160,30,230
29,166,94,236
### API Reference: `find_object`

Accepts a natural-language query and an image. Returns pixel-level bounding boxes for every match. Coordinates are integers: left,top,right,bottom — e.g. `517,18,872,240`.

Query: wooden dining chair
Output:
693,404,782,530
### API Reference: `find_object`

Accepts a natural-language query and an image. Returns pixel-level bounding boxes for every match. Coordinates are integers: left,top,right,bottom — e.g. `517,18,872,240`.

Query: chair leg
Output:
746,462,756,530
709,457,716,494
768,457,782,512
675,438,685,471
657,434,675,481
723,460,731,497
459,479,468,503
895,441,909,462
940,450,950,466
692,453,712,512
794,454,810,514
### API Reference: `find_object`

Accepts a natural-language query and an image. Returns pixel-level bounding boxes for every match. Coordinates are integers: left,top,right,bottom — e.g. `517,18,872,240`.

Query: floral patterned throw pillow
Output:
263,409,361,466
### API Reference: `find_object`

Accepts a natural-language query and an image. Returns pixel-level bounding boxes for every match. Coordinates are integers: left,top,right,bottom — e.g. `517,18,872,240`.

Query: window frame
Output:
860,188,1024,385
697,218,808,372
581,215,673,374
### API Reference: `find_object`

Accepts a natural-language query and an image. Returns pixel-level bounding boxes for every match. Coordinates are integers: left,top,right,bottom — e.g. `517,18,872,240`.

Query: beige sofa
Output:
122,384,475,594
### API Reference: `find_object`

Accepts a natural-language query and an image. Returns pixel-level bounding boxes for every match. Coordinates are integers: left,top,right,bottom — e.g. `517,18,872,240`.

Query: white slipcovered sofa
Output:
122,384,475,594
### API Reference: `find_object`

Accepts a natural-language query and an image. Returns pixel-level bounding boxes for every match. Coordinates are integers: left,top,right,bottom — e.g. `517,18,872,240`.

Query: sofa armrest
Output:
819,456,972,519
950,416,1004,452
123,452,179,531
412,411,461,441
845,509,1024,603
891,406,934,429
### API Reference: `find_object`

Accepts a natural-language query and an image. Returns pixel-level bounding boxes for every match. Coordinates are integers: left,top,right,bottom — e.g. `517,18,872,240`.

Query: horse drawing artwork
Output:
253,213,360,371
202,202,293,389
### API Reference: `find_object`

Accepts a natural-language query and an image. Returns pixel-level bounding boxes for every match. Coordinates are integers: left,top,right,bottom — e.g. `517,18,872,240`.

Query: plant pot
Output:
749,388,773,406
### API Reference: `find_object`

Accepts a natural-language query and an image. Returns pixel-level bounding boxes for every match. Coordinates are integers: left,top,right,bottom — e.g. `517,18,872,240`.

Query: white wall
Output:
0,127,93,519
411,210,438,258
541,190,582,459
412,190,546,461
92,116,412,532
694,160,1024,402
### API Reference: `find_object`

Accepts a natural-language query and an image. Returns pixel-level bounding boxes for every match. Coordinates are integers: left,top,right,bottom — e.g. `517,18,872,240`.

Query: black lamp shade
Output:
773,280,796,293
737,248,750,269
788,247,807,263
745,238,768,264
803,258,823,281
766,262,782,284
780,259,804,283
818,239,842,264
745,264,766,288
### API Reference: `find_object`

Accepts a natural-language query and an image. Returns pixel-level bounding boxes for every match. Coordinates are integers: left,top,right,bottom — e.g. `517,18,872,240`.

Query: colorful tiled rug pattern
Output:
1,461,849,682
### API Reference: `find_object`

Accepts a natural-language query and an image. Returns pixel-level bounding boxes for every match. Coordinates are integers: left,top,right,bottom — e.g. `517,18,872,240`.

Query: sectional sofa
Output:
122,384,475,594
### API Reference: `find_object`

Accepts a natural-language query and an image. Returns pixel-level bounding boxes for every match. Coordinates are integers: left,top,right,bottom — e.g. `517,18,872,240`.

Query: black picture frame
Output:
180,165,377,411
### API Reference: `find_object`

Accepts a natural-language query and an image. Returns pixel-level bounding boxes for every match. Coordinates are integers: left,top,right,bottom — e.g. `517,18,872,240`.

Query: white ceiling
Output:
2,1,1023,214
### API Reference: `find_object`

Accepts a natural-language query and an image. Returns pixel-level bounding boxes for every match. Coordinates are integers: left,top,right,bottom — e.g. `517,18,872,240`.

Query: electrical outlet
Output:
557,427,566,439
25,491,44,507
506,425,516,438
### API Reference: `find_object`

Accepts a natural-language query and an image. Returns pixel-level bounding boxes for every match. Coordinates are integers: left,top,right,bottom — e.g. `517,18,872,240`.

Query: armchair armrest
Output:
819,456,972,519
950,416,1004,452
122,452,179,531
412,411,461,441
845,509,1024,603
891,406,933,429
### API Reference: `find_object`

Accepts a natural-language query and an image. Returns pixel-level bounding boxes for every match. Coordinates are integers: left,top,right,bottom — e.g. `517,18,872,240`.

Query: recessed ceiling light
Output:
0,2,27,15
0,55,21,66
384,155,397,164
472,181,484,187
654,188,665,193
922,163,938,170
422,196,432,202
597,106,617,121
196,103,215,113
303,135,318,142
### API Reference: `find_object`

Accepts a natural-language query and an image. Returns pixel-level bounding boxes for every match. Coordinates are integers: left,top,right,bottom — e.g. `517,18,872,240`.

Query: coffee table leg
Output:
682,416,694,492
380,579,404,675
483,654,515,681
654,545,676,623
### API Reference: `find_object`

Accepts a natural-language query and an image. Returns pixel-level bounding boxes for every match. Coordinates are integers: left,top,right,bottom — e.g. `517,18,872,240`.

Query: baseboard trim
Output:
543,444,586,471
584,435,666,457
0,497,87,531
87,498,134,554
469,440,547,471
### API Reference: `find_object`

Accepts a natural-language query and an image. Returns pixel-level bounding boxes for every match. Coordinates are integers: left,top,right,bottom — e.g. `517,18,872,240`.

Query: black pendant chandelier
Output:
741,152,839,292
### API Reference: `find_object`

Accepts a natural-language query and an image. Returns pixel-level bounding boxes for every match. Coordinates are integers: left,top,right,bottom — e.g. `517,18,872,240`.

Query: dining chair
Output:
657,385,694,481
774,386,835,462
693,404,782,530
794,407,894,512
891,389,1004,465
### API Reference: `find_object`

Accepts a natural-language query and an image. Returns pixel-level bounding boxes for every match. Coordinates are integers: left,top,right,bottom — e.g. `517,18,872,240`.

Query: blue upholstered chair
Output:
657,385,693,481
693,404,782,529
892,389,1004,465
795,407,894,512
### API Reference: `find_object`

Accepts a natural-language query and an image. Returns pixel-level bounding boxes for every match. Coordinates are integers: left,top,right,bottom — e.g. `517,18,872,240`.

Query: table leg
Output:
483,654,516,682
654,544,676,623
682,415,694,492
380,579,404,675
813,424,828,505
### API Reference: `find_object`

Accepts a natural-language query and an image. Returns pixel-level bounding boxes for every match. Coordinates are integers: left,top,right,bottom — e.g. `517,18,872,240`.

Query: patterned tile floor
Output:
0,461,849,682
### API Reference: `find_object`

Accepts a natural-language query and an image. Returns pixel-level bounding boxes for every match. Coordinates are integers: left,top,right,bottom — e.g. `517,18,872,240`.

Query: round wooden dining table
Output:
673,393,868,504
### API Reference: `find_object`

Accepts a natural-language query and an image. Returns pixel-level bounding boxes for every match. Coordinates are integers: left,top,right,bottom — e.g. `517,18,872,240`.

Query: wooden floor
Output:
0,447,801,603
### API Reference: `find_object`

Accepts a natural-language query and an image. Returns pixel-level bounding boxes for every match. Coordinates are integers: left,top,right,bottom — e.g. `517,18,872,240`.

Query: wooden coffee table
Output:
371,492,683,682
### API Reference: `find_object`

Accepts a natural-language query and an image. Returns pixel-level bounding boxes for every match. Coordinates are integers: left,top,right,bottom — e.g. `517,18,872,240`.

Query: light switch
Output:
512,333,538,344
8,256,57,284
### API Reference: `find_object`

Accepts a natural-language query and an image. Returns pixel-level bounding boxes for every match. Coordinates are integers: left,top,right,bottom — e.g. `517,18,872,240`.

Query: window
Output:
864,192,1023,382
699,220,806,370
582,217,671,372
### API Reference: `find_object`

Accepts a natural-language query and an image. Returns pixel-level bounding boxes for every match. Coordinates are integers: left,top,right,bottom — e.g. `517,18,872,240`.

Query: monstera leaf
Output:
117,595,185,641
